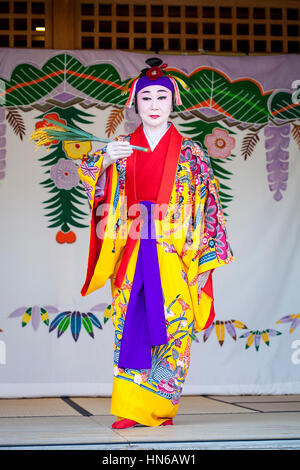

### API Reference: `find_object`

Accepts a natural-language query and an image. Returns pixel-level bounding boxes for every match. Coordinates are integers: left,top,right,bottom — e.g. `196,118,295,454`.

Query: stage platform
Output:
0,395,299,450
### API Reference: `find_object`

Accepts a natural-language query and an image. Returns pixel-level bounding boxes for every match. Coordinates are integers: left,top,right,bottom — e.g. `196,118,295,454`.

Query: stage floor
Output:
0,395,300,450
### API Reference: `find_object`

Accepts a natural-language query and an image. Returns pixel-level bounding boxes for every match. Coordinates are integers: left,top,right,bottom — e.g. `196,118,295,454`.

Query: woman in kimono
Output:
76,58,234,429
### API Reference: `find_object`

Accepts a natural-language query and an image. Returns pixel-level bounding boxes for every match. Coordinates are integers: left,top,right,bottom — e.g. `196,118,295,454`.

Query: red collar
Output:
126,123,183,218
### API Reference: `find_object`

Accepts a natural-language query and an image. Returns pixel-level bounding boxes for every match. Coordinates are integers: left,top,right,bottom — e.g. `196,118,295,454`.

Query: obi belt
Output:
117,200,168,370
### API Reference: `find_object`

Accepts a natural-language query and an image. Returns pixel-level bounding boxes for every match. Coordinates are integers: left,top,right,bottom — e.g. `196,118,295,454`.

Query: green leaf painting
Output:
2,54,300,124
35,107,95,240
170,67,271,123
1,52,300,240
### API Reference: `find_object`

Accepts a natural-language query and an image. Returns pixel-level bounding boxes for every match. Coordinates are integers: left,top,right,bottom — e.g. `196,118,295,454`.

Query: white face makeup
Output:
136,85,173,132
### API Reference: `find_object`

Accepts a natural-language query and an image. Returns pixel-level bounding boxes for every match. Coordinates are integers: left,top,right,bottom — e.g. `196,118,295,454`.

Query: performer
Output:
74,58,234,429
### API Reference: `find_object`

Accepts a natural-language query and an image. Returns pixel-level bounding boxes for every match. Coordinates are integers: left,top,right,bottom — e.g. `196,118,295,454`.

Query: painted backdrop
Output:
0,49,300,397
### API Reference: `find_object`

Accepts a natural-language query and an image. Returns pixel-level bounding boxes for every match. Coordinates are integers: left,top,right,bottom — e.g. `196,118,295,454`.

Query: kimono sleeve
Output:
198,166,234,273
186,143,234,332
63,139,107,212
64,143,120,296
77,150,107,213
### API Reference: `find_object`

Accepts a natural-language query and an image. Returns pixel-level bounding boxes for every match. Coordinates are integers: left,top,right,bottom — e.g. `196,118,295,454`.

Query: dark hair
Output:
140,57,164,75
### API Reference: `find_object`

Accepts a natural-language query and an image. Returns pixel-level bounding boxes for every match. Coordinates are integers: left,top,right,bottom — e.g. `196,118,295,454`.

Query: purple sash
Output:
117,200,168,370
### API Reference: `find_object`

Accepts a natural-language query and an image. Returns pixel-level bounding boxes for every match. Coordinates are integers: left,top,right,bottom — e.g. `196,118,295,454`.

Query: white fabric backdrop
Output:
0,49,300,397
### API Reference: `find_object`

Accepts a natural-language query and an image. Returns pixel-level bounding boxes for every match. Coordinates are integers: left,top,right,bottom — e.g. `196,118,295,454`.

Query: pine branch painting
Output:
6,108,26,141
105,107,124,138
241,132,260,160
291,123,300,150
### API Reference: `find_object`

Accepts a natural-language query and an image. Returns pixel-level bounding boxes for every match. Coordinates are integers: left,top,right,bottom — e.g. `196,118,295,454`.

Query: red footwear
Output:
161,419,173,426
112,418,138,429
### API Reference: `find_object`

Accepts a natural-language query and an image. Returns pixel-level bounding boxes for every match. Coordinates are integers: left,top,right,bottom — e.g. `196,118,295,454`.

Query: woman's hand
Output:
102,140,133,172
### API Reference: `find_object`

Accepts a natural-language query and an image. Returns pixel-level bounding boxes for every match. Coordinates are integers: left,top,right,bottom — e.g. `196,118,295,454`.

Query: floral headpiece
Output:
123,57,189,108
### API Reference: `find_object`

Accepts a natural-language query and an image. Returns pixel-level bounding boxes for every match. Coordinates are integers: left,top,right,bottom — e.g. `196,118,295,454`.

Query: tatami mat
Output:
0,398,81,417
92,412,300,443
176,396,257,414
0,395,299,448
70,397,111,416
209,394,300,403
0,416,124,446
234,401,300,413
70,395,256,416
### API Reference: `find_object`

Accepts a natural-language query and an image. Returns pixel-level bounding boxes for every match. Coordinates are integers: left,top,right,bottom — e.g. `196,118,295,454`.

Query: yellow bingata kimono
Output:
71,122,234,426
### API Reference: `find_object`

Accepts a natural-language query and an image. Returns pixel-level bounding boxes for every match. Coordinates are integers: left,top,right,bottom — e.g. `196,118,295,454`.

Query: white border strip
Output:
0,381,300,398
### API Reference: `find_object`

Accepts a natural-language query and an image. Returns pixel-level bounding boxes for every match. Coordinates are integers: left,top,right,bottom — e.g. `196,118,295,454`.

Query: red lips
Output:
150,115,160,119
